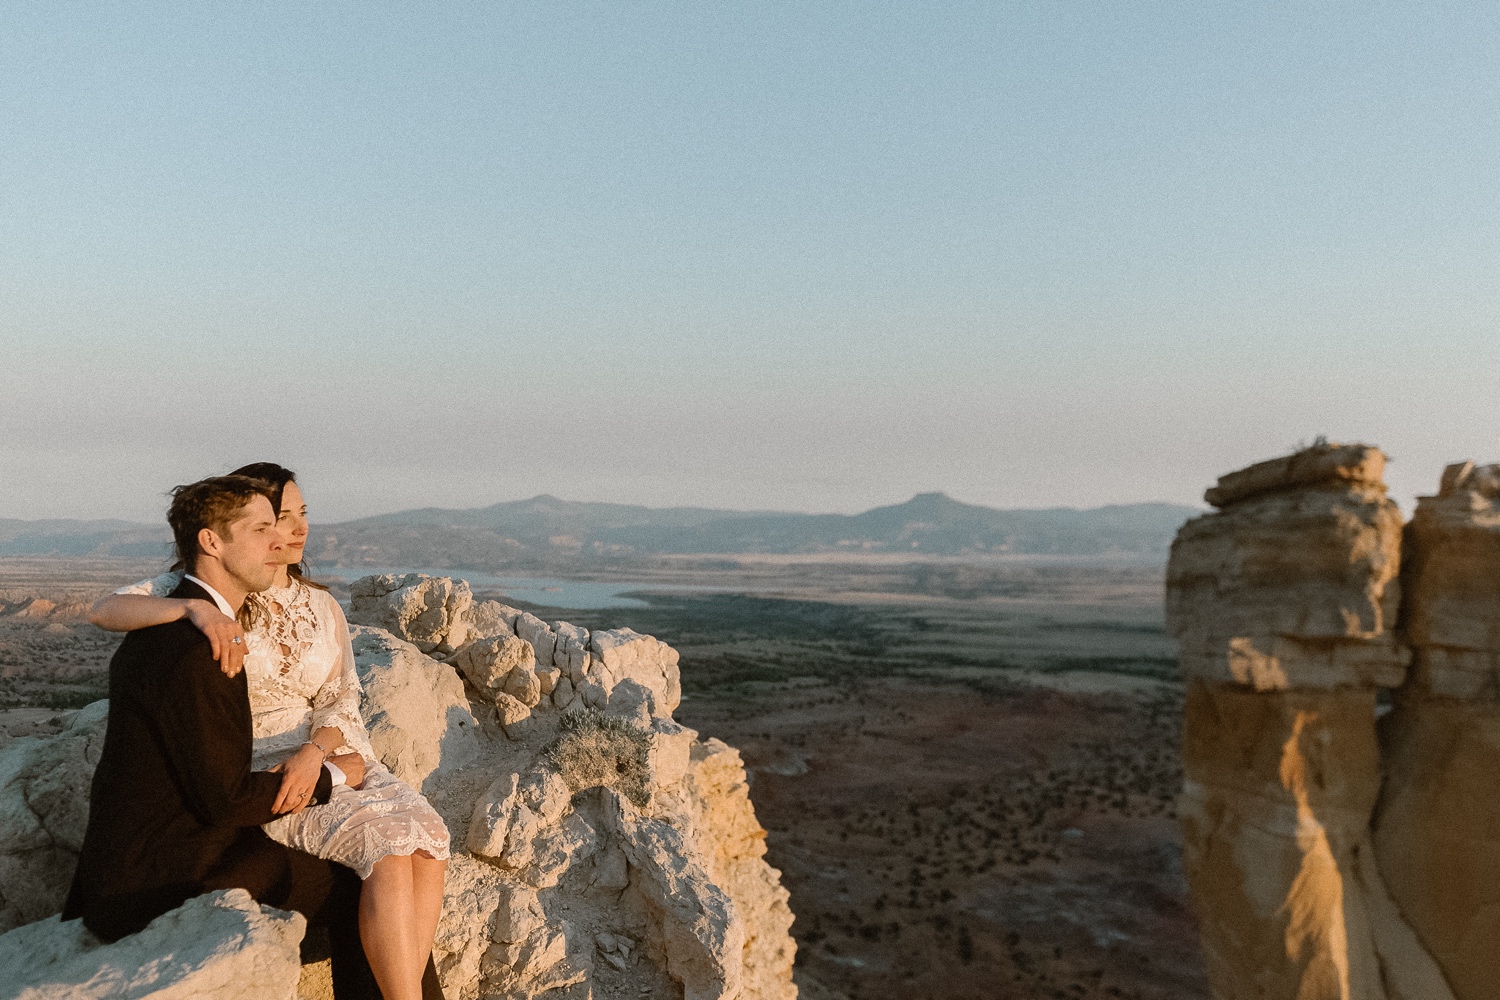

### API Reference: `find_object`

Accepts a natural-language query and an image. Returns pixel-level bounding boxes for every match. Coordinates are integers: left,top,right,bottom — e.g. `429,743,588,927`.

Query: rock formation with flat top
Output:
1167,443,1407,692
1167,443,1451,1000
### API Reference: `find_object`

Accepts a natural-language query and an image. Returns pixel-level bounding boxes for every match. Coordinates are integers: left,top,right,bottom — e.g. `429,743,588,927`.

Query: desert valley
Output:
9,446,1499,1000
0,492,1207,1000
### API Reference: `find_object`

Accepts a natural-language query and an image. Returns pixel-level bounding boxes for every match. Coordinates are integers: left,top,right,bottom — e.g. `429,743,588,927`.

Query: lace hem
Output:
260,766,450,880
310,706,370,758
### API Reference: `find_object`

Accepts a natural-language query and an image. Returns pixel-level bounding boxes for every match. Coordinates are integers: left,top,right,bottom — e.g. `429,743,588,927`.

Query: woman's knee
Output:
369,853,415,880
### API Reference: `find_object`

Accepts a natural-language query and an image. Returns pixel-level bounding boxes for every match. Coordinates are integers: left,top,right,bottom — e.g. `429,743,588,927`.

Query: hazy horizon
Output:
4,5,1496,522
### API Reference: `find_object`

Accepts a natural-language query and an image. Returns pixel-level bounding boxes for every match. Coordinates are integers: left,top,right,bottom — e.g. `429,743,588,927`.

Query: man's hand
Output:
328,752,366,790
270,744,326,814
182,600,246,677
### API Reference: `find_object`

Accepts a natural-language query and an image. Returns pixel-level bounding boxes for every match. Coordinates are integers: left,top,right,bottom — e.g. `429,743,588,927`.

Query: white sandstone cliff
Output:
0,699,108,934
0,573,797,1000
1,889,305,1000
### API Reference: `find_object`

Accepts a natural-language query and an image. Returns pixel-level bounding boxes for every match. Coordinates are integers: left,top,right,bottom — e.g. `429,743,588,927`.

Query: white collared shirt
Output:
182,573,345,788
183,574,237,618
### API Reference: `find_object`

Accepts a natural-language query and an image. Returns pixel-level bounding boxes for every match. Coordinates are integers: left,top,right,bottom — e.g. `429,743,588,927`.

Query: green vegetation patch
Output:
541,709,653,807
1040,655,1179,680
537,591,1178,696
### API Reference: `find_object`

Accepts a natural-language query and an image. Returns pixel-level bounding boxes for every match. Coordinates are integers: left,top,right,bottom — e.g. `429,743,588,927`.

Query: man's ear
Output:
197,527,224,563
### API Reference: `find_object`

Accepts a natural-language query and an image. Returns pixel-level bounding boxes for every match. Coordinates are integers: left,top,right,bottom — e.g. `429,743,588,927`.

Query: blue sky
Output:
2,3,1497,522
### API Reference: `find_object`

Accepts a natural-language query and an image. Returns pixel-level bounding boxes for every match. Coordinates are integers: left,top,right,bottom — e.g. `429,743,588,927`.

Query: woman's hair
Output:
227,462,328,591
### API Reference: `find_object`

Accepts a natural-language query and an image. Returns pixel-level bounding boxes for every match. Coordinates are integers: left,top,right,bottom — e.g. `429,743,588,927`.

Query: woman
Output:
91,463,447,1000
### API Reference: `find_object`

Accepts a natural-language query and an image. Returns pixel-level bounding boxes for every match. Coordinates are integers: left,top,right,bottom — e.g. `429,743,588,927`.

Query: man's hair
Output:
167,475,275,574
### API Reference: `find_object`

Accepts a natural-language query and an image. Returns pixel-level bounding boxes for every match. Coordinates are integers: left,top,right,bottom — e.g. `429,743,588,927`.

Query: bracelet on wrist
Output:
302,739,330,759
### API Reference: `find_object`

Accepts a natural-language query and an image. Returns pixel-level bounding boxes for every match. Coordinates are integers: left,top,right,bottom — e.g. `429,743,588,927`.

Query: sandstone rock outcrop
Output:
1167,442,1407,692
0,573,795,1000
351,626,481,788
0,699,108,933
370,574,684,731
1168,443,1451,1000
0,889,304,1000
345,576,794,1000
1372,461,1500,1000
348,573,474,655
1176,683,1448,1000
1390,461,1500,699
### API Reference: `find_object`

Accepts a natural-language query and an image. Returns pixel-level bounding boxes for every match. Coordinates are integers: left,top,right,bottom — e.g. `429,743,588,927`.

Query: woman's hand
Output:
181,600,247,678
269,744,326,814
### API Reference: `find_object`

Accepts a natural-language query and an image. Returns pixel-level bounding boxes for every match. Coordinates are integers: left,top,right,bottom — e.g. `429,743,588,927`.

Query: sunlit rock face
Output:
1392,462,1500,698
1178,683,1442,1000
1166,443,1407,693
1168,444,1454,1000
0,575,795,1000
1374,462,1500,1000
345,575,796,1000
0,699,107,933
349,572,476,655
0,889,305,1000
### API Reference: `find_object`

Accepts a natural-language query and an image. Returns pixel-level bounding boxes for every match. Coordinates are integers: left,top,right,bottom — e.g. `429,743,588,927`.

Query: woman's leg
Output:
411,851,447,970
360,854,422,1000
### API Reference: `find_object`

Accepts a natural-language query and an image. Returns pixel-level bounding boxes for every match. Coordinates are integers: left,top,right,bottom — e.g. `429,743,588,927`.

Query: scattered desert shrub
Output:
38,688,108,711
541,709,653,807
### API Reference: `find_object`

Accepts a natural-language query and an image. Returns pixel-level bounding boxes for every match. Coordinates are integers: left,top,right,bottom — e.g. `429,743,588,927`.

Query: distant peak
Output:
857,492,974,518
903,492,965,509
524,494,566,506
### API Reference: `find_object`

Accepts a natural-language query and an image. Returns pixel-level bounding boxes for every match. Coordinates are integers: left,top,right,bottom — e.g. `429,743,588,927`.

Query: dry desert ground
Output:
0,556,1207,1000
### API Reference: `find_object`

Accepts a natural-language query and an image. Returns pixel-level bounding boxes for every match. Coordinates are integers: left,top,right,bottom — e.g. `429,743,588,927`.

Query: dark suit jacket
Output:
62,578,333,942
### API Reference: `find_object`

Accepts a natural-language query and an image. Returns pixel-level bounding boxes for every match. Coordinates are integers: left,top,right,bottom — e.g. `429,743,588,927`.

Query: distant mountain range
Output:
0,494,1199,566
308,493,1195,567
0,519,173,558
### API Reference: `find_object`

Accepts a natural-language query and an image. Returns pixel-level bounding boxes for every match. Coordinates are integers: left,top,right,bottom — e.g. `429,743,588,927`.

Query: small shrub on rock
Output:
541,709,653,807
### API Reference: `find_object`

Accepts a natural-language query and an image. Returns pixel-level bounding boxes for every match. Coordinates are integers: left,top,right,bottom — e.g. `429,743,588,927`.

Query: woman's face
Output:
275,480,309,565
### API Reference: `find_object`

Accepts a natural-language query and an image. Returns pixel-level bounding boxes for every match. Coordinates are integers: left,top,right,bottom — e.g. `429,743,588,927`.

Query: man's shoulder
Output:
114,620,214,672
165,577,211,603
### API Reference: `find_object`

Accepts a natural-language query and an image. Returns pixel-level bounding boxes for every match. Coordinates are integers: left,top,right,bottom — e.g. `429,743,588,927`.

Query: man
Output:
62,475,379,996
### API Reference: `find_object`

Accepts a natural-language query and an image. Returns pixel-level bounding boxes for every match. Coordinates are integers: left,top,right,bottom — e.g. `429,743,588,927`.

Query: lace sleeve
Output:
114,571,184,597
308,593,376,759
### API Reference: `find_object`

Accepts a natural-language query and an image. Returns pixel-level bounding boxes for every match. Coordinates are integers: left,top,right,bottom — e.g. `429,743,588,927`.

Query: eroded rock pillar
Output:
1167,443,1449,1000
1374,462,1500,1000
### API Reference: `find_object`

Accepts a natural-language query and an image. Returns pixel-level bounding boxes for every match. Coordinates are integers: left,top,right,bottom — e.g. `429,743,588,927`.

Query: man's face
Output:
212,495,284,593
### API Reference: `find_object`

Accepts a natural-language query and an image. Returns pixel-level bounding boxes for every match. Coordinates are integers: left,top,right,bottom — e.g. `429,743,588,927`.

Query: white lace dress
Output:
117,572,450,878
